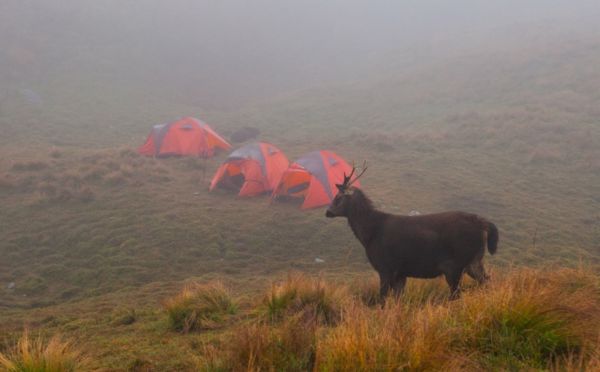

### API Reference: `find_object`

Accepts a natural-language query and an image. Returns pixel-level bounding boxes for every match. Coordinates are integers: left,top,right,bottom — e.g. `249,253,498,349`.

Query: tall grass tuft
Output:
206,316,317,372
164,281,237,333
314,266,600,371
196,267,600,370
455,266,600,369
315,299,464,371
263,273,346,325
0,330,85,372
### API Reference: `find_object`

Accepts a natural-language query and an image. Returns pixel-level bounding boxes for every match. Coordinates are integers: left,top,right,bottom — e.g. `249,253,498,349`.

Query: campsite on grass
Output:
1,1,599,370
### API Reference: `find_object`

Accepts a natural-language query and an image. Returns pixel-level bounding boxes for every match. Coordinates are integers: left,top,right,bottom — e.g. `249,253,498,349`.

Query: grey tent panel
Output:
151,123,171,156
226,143,267,172
296,151,333,199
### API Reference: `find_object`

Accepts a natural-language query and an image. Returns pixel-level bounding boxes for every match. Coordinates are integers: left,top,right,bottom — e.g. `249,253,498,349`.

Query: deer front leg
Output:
378,270,393,298
392,274,407,297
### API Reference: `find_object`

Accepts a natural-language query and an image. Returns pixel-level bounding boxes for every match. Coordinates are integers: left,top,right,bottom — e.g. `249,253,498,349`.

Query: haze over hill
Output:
0,1,599,370
2,0,600,108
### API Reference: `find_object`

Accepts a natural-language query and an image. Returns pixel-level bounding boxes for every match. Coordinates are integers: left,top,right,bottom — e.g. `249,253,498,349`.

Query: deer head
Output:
326,161,367,218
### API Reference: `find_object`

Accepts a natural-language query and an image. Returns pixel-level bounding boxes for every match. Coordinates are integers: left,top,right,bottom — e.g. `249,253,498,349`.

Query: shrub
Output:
164,281,237,333
0,331,86,372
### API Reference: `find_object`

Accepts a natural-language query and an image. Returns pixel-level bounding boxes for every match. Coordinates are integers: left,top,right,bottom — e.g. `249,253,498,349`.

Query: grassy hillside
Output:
0,35,599,370
1,267,600,370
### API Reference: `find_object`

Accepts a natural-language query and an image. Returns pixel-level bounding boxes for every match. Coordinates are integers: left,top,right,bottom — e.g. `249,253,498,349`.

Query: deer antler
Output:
346,162,357,183
341,162,356,188
347,160,367,187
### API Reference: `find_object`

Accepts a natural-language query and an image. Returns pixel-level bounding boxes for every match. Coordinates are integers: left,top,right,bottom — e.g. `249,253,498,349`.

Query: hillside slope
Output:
0,29,599,371
2,36,599,308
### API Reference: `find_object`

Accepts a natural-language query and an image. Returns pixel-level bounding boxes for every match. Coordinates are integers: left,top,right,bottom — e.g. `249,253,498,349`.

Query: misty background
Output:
3,0,600,110
2,2,600,368
1,1,599,306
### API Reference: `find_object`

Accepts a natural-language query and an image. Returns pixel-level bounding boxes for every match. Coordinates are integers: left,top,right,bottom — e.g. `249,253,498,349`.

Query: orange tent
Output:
272,150,360,209
210,142,289,197
138,117,231,157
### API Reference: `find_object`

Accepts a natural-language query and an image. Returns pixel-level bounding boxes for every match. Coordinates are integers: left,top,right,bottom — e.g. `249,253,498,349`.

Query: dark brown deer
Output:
325,163,498,299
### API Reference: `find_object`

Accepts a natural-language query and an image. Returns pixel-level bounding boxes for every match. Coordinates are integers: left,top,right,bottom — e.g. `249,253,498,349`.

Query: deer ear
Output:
335,183,344,192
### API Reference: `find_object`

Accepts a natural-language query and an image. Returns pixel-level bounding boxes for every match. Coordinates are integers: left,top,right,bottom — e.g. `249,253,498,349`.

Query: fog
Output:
2,3,600,363
3,0,600,108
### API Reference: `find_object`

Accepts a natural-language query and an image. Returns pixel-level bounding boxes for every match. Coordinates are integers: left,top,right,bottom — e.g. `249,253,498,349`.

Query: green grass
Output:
262,273,345,325
0,34,599,369
164,281,237,333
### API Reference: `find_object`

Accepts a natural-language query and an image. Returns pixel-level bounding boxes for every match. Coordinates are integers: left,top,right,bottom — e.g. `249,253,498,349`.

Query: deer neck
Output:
346,195,380,248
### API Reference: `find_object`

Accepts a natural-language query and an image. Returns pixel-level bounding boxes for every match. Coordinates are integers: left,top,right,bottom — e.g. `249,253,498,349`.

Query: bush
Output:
0,331,86,372
164,281,237,333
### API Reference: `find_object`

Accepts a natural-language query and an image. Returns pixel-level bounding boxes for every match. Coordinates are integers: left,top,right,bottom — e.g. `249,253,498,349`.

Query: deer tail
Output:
485,221,499,255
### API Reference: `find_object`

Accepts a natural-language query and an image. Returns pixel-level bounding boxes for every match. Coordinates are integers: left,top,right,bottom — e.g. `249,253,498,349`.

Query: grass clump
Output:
455,267,600,369
315,300,462,371
204,316,317,372
312,267,600,371
263,273,346,325
0,331,85,372
164,281,237,333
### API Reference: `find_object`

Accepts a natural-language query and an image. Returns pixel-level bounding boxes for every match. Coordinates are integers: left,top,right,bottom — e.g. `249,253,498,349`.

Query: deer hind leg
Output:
440,261,464,300
466,259,490,285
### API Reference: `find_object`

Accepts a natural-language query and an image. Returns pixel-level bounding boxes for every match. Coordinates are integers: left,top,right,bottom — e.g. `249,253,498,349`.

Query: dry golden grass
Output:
315,266,600,371
164,281,238,333
262,272,348,325
0,330,86,372
196,266,600,371
200,315,317,371
455,267,600,366
315,297,465,371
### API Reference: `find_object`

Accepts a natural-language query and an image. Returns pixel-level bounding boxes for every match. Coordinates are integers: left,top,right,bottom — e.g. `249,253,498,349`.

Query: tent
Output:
138,117,231,157
210,142,289,196
272,150,359,209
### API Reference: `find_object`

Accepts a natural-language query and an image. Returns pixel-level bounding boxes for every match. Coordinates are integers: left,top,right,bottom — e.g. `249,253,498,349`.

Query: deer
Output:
325,163,499,300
